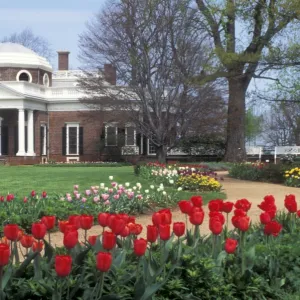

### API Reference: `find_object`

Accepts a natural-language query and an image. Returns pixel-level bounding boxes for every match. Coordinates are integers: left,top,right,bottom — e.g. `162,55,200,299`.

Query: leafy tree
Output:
245,108,264,144
195,0,300,161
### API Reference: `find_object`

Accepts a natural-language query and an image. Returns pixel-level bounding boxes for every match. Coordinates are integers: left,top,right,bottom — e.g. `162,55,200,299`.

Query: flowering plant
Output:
284,167,300,187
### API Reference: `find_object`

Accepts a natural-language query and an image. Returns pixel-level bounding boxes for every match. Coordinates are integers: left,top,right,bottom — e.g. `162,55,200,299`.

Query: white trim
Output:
41,124,47,156
66,123,79,155
16,70,32,83
16,109,26,156
105,123,118,146
147,138,156,156
26,109,36,156
43,73,50,87
67,156,80,162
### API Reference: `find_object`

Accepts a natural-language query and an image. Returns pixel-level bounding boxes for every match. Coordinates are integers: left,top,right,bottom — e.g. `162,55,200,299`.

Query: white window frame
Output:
125,124,136,146
147,138,156,156
43,73,50,87
41,124,47,156
16,70,32,83
66,123,79,155
105,123,118,146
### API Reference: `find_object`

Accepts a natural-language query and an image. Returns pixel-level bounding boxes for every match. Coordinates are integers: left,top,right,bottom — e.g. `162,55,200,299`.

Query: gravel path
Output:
50,172,300,246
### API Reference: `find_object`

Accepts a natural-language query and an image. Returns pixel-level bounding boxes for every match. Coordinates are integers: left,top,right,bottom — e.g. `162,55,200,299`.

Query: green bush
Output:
229,162,300,183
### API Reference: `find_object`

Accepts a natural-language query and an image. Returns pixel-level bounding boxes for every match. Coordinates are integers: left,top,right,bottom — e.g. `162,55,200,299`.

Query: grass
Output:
0,166,226,203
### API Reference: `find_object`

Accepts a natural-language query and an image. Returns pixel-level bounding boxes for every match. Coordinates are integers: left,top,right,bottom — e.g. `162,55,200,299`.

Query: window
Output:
125,126,136,146
105,123,118,146
43,73,50,87
16,70,32,83
147,139,156,155
62,124,83,156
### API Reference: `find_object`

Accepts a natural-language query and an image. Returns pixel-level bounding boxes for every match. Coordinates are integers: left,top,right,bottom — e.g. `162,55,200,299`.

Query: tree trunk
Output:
224,78,247,162
156,145,167,164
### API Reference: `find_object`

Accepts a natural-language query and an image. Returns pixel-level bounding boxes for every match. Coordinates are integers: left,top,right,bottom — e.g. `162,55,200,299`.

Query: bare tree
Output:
78,0,224,162
2,28,54,61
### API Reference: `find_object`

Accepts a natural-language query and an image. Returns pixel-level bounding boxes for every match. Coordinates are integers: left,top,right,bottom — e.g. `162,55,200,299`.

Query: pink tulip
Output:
23,197,28,203
101,194,110,201
93,196,100,202
108,188,114,193
104,200,110,205
137,194,143,200
67,196,72,202
113,194,120,200
73,190,79,195
127,192,134,199
111,182,117,187
74,185,79,190
82,197,87,203
75,193,81,200
66,193,71,198
85,190,91,196
93,189,99,195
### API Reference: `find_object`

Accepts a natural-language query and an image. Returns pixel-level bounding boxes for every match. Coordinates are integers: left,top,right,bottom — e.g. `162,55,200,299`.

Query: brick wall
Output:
0,67,52,86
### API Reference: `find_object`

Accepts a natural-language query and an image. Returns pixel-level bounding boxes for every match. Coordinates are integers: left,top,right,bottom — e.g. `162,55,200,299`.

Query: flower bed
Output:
284,167,300,187
0,194,299,298
34,161,132,167
138,162,222,192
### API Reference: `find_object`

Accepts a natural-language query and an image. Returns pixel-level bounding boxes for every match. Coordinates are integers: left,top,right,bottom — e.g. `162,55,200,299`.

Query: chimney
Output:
104,64,117,85
57,51,70,71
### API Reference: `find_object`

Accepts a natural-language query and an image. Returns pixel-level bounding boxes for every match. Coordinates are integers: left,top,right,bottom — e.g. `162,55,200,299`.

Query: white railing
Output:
52,70,99,79
274,146,300,164
246,146,262,161
121,146,140,155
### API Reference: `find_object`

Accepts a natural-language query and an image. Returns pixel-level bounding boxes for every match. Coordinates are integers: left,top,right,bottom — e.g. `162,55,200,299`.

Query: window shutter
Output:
62,127,66,155
143,135,148,155
136,133,141,154
79,127,84,155
40,126,44,155
1,126,8,155
14,126,18,155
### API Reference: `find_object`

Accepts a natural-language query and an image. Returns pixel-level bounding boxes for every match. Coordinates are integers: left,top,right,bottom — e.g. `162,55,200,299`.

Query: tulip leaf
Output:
216,250,227,267
14,251,38,278
43,239,54,263
245,246,256,270
134,276,146,300
112,250,126,268
186,229,194,246
2,265,13,290
100,296,121,300
34,254,42,280
74,247,91,266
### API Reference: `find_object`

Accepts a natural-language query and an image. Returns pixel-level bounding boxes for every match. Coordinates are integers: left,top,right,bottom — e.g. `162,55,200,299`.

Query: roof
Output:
0,42,52,72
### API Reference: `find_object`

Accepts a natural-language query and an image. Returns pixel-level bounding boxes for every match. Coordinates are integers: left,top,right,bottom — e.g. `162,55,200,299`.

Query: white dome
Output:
0,43,52,72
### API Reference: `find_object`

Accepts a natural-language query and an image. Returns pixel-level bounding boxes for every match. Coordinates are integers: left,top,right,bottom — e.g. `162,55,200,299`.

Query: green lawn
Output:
0,166,226,203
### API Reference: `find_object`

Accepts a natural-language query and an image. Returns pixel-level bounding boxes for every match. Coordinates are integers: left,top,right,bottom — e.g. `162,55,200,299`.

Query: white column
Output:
0,117,2,156
16,109,26,156
27,109,36,156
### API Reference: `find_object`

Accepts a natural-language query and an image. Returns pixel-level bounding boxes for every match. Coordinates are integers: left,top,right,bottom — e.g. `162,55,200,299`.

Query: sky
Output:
0,0,106,69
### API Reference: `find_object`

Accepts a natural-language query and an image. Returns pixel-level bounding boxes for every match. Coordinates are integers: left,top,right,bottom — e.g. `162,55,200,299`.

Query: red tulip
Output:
110,216,126,235
20,235,34,248
41,216,56,230
224,238,238,254
159,224,170,241
23,197,28,203
133,238,147,256
209,211,225,225
258,195,277,212
102,231,116,250
55,255,72,277
98,213,110,227
42,191,47,198
284,194,297,213
264,221,282,237
297,210,300,218
128,223,143,235
260,212,271,225
190,196,203,207
32,240,44,252
222,201,234,213
235,199,251,212
152,212,163,226
147,225,158,243
88,235,98,246
31,190,36,197
31,222,47,240
173,222,185,237
6,194,14,202
157,209,172,225
58,221,69,233
96,252,112,272
189,211,204,225
236,216,250,232
120,226,130,238
68,215,81,230
0,196,4,202
209,218,223,235
80,214,94,230
4,224,19,241
63,230,78,249
208,199,223,211
0,243,10,266
178,200,193,215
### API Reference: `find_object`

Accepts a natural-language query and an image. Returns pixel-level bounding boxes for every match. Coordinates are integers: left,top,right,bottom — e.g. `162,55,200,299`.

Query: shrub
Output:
176,173,222,192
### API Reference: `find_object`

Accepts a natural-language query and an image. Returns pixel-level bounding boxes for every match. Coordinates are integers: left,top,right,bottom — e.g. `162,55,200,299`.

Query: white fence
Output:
274,146,300,164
